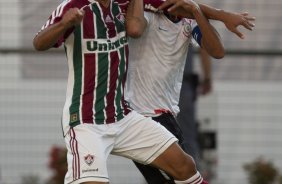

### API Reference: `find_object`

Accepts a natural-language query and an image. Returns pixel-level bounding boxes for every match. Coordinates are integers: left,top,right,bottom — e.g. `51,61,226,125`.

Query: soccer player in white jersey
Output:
125,0,255,183
31,0,234,183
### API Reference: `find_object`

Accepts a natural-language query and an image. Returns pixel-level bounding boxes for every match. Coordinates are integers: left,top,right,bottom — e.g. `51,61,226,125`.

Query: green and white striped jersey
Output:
40,0,130,135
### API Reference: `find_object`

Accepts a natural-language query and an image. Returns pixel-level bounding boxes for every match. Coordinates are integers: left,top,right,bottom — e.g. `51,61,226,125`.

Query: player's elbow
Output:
33,37,49,51
33,37,44,51
211,48,225,59
126,25,145,38
127,27,143,38
205,43,225,59
126,19,146,38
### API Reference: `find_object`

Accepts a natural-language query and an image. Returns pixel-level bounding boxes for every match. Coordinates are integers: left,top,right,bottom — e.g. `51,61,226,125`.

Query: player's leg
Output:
150,142,203,183
132,112,186,183
155,113,207,183
150,137,208,184
133,162,174,184
64,124,114,184
113,111,207,183
177,72,201,167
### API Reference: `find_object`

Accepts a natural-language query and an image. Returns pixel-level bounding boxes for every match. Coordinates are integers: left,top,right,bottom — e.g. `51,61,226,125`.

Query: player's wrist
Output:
190,1,200,13
191,3,203,18
217,9,232,22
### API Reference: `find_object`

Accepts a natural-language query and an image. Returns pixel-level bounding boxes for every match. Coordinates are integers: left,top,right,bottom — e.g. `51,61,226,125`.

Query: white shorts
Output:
64,111,178,184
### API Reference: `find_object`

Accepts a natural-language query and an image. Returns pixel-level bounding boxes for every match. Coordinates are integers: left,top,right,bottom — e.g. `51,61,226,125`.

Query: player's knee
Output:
173,155,197,180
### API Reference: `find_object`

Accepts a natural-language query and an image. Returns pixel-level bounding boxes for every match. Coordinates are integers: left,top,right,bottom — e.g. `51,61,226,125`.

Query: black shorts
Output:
152,112,186,151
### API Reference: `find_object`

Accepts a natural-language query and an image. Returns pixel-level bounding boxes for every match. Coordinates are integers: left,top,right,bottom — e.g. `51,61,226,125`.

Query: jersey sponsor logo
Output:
84,154,95,166
84,35,128,53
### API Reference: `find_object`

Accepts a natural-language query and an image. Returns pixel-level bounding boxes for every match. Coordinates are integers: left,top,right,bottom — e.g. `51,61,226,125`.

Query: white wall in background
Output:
0,0,20,48
198,81,282,184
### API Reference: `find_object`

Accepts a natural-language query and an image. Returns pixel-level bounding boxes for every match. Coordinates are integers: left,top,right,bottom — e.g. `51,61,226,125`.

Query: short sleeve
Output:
37,0,74,48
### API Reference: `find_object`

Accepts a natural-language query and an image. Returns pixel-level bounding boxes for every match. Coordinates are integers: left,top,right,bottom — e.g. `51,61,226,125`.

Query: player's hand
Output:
222,12,256,39
143,0,165,12
61,8,85,29
158,0,198,18
199,78,212,96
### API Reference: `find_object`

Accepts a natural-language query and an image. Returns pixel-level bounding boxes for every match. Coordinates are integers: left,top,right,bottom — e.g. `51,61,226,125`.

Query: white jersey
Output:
126,12,197,117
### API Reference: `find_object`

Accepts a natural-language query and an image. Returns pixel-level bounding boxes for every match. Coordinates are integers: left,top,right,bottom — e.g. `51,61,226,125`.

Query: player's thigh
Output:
150,142,195,175
112,111,178,164
64,124,114,183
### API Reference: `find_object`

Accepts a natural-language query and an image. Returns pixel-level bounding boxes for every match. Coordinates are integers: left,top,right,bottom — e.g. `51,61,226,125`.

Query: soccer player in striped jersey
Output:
124,0,255,184
33,0,219,183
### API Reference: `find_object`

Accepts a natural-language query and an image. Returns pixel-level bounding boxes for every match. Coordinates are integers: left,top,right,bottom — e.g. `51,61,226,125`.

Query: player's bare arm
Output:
187,1,224,59
216,11,255,39
158,0,255,39
33,8,84,51
196,4,256,39
125,0,147,38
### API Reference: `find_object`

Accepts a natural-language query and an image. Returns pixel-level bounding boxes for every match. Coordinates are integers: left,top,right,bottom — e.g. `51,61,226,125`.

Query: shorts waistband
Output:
154,108,171,115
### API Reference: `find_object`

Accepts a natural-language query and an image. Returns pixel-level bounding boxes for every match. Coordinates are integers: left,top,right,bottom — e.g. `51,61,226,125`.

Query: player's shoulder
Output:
67,0,91,8
144,11,156,21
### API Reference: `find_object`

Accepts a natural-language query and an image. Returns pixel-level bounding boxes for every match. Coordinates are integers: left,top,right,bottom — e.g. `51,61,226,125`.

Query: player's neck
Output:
96,0,110,7
164,12,181,23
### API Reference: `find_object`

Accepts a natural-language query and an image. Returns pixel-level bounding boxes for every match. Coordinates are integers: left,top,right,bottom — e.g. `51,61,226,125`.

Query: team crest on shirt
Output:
84,154,95,166
70,112,79,123
182,19,192,37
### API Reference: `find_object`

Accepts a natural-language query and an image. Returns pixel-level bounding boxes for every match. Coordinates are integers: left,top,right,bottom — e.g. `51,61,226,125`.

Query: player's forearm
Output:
171,3,231,21
126,0,147,38
192,6,224,59
198,4,229,22
33,22,68,51
200,48,212,80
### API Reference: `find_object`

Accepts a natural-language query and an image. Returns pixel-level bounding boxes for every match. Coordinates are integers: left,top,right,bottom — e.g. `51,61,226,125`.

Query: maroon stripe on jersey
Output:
81,7,95,124
101,4,116,38
83,8,95,38
82,54,96,124
103,3,119,123
105,51,119,123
